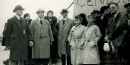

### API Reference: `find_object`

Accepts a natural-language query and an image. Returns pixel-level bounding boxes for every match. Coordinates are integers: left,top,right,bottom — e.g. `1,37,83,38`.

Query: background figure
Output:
2,5,29,65
68,13,87,65
29,9,54,65
24,13,32,25
23,13,33,65
122,3,130,64
99,5,112,64
80,15,102,64
58,9,74,65
91,10,103,38
91,10,105,64
91,10,103,32
45,10,59,65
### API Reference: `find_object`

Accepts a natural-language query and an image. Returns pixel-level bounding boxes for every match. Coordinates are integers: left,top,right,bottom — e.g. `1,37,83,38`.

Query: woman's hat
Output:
13,5,24,12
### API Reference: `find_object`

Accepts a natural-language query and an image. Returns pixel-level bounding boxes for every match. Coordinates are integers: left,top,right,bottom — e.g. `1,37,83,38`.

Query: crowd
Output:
1,2,130,65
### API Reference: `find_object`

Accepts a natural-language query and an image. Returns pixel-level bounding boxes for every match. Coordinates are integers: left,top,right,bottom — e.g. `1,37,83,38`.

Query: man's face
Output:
16,10,23,16
37,12,44,18
62,13,68,18
110,4,118,14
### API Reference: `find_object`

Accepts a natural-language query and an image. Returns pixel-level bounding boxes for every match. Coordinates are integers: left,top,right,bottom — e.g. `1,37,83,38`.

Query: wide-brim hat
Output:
60,9,68,14
124,3,130,8
36,9,45,14
13,5,24,12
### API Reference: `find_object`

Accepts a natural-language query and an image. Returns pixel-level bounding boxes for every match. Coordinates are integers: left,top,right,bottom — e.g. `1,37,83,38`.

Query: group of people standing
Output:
1,2,130,65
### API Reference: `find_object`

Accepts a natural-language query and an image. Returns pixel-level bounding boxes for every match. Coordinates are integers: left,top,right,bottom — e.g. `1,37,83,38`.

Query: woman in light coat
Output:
68,14,87,65
80,15,102,64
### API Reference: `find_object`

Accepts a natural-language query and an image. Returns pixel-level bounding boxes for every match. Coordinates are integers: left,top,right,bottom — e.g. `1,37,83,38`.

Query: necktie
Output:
63,20,65,25
40,19,43,38
40,20,43,24
19,17,23,23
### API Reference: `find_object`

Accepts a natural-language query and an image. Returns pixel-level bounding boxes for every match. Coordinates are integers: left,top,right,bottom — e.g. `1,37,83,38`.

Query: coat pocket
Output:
87,41,97,48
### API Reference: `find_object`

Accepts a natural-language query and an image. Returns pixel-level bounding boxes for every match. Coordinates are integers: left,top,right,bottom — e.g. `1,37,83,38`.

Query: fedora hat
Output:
36,9,45,14
60,9,68,14
13,5,24,12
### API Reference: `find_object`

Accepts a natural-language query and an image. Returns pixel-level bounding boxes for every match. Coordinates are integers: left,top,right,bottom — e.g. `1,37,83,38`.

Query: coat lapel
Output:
14,16,25,35
63,19,70,31
14,16,22,29
61,18,69,30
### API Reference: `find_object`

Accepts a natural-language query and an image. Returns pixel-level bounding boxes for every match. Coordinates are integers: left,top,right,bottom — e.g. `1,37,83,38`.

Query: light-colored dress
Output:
81,25,102,64
68,25,85,65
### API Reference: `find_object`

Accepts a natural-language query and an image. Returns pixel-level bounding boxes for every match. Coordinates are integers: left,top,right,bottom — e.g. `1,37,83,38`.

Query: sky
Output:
0,0,74,36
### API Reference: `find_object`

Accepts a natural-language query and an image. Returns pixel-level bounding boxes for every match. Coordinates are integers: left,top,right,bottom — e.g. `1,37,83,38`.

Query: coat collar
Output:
37,17,45,21
15,15,22,20
35,17,47,25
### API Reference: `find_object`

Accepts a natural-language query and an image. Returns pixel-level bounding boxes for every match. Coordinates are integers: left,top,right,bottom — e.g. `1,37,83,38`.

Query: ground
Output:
0,43,10,65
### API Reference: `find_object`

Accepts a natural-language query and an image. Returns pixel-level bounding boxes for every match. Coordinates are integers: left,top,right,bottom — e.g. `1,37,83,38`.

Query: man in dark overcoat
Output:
2,5,29,65
112,3,130,64
103,2,123,64
104,2,128,65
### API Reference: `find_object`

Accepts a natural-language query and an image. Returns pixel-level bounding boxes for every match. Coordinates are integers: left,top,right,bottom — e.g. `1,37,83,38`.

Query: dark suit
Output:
105,12,127,64
2,16,29,65
100,12,123,64
45,16,59,63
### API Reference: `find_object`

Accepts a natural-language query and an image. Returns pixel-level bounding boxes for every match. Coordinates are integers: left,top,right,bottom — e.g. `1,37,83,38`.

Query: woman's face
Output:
74,17,81,25
87,16,94,24
25,15,30,20
48,12,53,17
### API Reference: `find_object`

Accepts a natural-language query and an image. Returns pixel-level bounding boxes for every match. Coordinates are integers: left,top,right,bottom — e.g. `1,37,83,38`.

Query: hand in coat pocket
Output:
29,41,34,47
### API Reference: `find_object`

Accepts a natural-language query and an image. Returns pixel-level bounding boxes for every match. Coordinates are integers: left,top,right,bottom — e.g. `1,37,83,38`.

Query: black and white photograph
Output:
0,0,130,65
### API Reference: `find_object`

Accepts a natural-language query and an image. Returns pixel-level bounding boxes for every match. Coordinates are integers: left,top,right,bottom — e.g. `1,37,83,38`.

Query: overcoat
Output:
3,16,29,61
68,25,85,65
58,18,73,57
81,25,102,64
30,18,54,59
111,13,130,59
